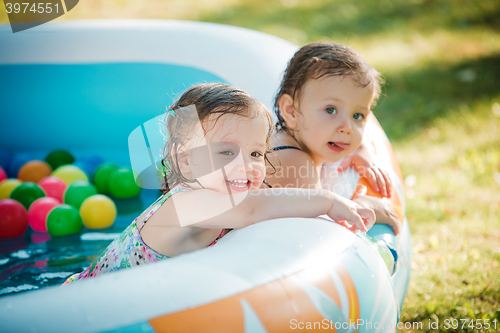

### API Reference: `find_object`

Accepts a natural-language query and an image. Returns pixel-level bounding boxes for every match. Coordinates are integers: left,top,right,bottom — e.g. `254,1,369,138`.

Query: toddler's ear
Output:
177,147,192,179
279,94,299,130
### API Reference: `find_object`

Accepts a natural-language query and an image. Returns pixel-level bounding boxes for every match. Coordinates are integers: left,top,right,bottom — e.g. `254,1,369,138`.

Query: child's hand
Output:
338,141,392,198
353,186,400,235
326,193,375,233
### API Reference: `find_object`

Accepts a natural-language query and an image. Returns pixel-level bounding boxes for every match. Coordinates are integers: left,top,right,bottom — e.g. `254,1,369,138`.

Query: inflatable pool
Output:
0,20,411,332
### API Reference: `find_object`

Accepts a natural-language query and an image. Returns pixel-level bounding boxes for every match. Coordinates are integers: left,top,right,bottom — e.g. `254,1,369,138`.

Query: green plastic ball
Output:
46,204,83,237
64,180,98,209
0,179,22,199
45,150,75,170
108,168,141,199
10,182,45,209
92,164,118,194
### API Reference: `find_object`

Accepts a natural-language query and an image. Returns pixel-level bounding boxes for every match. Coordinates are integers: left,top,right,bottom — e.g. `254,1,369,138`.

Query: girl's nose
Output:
338,116,353,134
241,156,254,173
231,154,252,174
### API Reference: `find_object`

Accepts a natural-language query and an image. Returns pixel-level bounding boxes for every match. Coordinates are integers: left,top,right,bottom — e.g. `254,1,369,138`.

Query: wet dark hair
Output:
161,83,275,193
274,41,383,133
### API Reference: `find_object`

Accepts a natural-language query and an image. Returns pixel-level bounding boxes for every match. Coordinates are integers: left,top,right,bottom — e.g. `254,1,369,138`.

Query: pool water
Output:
0,189,161,297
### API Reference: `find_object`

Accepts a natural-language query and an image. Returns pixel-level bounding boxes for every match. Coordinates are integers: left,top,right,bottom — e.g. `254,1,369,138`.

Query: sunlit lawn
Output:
1,0,499,331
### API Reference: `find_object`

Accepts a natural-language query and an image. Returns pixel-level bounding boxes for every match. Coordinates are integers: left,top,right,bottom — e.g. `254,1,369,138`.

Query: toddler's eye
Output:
251,151,263,158
219,150,234,156
326,107,337,115
353,113,364,120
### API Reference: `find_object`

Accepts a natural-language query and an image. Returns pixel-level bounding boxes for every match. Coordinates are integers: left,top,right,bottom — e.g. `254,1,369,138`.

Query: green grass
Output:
396,102,500,331
2,0,499,331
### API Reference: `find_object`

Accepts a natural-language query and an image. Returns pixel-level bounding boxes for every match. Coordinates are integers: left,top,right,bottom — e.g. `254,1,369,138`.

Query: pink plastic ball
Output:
0,199,28,238
0,167,6,183
28,197,61,233
38,176,67,202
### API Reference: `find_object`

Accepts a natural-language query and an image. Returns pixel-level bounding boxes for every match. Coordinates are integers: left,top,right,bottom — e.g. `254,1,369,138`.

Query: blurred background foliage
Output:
1,0,499,331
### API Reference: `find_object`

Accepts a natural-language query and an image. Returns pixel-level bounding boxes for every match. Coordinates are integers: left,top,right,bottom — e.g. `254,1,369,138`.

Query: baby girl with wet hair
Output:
268,41,400,234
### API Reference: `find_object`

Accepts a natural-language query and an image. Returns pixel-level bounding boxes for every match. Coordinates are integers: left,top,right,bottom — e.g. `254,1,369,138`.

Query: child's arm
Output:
154,188,374,232
338,139,392,198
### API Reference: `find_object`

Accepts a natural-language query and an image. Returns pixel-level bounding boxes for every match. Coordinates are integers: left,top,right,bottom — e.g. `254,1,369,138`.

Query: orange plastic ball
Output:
18,160,52,183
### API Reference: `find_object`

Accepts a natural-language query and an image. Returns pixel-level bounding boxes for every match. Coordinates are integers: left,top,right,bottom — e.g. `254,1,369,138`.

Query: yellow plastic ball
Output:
79,194,116,229
52,165,88,186
0,179,22,199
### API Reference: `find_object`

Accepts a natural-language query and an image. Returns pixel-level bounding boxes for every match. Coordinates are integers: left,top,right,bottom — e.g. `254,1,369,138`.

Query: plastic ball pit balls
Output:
0,199,29,238
28,197,61,233
45,150,75,170
38,176,67,202
52,165,88,185
46,204,83,237
109,168,141,199
0,167,6,183
64,180,98,209
80,195,116,229
10,182,45,210
92,164,119,194
18,160,52,183
0,179,22,199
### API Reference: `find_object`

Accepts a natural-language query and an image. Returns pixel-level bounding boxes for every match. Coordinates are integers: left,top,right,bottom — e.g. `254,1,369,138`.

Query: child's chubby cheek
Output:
251,165,266,190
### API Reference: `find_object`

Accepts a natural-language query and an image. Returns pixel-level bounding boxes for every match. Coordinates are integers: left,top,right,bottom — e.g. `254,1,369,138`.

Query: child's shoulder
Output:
272,146,313,169
267,132,319,188
136,187,191,227
270,131,315,165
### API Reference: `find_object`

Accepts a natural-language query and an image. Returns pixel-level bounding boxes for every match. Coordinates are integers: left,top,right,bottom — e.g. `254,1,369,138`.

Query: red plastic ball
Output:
28,197,61,233
0,199,28,238
38,176,67,202
0,167,6,183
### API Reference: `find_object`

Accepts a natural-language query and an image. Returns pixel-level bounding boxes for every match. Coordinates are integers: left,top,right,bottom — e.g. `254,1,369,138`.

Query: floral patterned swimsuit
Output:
63,188,227,284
